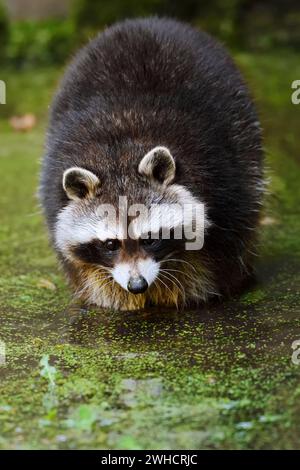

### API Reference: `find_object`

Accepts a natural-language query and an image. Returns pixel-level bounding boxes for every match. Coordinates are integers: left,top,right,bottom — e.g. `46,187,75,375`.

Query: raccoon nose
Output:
127,276,148,294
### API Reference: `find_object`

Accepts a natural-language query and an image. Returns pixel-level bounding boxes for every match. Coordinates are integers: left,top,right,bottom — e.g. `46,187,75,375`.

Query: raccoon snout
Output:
127,276,148,294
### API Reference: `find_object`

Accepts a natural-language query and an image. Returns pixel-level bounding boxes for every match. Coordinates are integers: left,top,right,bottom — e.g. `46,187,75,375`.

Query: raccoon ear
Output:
138,146,176,185
62,167,100,200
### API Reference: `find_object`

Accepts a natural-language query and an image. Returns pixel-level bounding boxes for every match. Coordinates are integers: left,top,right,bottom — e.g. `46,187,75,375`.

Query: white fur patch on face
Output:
111,262,131,291
129,185,210,247
55,203,118,256
129,203,188,239
112,259,159,291
137,258,160,286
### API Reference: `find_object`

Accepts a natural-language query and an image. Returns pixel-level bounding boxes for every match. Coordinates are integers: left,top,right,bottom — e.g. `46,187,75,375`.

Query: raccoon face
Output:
55,147,207,298
71,237,161,294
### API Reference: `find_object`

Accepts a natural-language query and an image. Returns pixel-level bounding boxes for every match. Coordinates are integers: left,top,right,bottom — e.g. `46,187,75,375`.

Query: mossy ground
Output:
0,53,300,449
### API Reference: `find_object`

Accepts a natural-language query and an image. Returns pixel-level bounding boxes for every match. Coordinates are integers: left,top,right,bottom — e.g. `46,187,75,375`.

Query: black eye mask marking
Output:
72,230,189,266
71,239,119,267
140,229,186,261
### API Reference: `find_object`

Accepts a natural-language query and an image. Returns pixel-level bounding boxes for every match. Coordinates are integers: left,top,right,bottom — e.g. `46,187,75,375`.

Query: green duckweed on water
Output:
0,53,300,449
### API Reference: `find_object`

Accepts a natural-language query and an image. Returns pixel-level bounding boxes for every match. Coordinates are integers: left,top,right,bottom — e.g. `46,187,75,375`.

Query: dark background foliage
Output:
0,0,299,66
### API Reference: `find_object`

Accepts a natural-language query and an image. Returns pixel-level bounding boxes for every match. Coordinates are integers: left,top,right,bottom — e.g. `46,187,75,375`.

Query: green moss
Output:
1,54,300,449
241,289,266,305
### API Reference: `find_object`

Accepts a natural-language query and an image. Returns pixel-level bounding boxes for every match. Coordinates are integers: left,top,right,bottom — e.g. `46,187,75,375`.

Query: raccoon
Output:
40,17,264,311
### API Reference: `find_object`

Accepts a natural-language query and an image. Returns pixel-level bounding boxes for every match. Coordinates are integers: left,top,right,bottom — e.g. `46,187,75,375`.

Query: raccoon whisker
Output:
80,273,112,288
79,279,115,300
162,268,220,298
160,273,186,300
159,269,187,296
92,269,112,279
93,265,112,273
94,272,112,278
156,275,178,309
160,258,197,273
206,290,222,297
74,283,90,298
95,280,115,294
160,268,196,283
75,275,114,298
153,279,162,296
158,272,185,304
162,272,185,297
85,276,114,290
91,275,113,285
89,266,113,279
247,248,259,257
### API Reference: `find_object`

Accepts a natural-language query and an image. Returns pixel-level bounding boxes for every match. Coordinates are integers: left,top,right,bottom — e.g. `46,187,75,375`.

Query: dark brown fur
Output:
40,18,264,309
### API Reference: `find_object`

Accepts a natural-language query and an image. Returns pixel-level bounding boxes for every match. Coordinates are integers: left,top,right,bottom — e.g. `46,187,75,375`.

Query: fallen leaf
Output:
260,216,278,226
9,113,37,132
37,279,56,291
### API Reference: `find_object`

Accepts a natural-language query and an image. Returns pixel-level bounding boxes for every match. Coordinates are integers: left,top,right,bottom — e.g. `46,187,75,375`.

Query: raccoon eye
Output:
104,239,120,252
140,236,157,247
